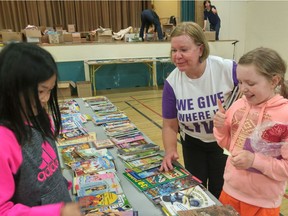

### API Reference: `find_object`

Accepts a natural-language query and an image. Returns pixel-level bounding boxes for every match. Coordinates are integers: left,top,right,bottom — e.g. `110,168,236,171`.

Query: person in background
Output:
203,0,221,40
213,47,288,216
0,43,82,216
139,4,163,41
159,22,238,199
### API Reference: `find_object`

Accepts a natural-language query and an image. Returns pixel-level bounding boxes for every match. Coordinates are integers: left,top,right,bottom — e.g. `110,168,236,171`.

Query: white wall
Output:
214,0,288,74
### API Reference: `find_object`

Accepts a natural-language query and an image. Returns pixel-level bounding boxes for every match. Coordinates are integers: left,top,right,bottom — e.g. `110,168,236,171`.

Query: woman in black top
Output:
139,9,163,41
203,1,221,40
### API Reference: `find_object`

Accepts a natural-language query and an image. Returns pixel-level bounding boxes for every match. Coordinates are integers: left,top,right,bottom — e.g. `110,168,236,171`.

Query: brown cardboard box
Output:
204,31,216,41
57,81,76,98
1,32,22,43
63,33,73,42
67,24,76,33
77,81,92,98
72,32,81,42
23,29,42,43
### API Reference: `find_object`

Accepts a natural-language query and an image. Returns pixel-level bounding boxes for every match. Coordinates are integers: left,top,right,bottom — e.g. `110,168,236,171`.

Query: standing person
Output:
0,43,82,216
139,6,163,41
213,47,288,216
159,22,238,199
203,0,221,40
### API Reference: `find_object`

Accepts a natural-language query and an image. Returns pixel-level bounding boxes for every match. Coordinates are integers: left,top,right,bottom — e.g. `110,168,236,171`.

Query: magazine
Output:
159,185,216,216
177,205,240,216
143,175,202,204
77,193,133,214
95,139,115,149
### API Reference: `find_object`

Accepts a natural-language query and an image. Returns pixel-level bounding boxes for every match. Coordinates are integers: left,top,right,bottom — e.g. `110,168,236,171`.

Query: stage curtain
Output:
181,0,195,22
0,0,151,32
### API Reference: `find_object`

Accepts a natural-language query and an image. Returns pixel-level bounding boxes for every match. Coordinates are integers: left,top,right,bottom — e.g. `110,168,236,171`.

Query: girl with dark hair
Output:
0,43,81,216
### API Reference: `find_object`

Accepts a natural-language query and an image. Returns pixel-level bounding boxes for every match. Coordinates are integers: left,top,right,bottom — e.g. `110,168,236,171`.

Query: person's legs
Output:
181,135,208,188
215,21,221,40
207,142,227,198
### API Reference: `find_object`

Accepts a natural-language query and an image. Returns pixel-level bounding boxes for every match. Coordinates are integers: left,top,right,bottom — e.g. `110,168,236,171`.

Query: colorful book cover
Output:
85,210,138,216
57,132,96,146
71,156,115,176
117,143,160,156
77,173,123,197
117,150,159,162
75,148,114,160
177,205,240,216
143,175,202,204
124,155,163,168
123,172,154,191
159,185,216,216
129,161,162,173
77,193,133,213
95,139,115,149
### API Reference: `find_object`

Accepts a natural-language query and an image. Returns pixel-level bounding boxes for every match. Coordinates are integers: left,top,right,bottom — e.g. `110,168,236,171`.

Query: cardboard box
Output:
67,24,76,33
1,32,22,43
162,24,174,35
72,32,81,42
23,29,42,43
77,81,92,98
48,34,60,44
57,81,76,98
63,33,73,42
97,28,112,36
204,31,216,41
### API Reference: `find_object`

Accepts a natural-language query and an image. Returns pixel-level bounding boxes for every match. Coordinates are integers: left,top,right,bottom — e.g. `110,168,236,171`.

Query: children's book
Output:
117,143,160,156
124,155,163,169
117,150,159,162
58,142,95,167
71,156,115,176
177,205,240,216
129,161,162,173
85,210,138,216
95,139,115,149
159,185,216,216
57,132,96,146
143,175,202,204
76,173,123,197
115,139,149,149
77,193,133,214
75,148,114,161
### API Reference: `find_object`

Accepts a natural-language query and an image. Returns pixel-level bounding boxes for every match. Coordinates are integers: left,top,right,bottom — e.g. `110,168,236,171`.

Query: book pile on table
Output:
84,96,129,125
177,205,240,216
57,99,136,215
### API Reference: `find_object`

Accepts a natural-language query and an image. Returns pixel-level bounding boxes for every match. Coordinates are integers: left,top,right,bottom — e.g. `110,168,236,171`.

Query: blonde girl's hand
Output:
159,151,179,172
61,202,83,216
230,150,255,170
213,99,226,128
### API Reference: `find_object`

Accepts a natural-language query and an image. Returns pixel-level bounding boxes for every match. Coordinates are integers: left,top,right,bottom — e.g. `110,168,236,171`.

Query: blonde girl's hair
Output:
170,22,210,63
238,47,288,98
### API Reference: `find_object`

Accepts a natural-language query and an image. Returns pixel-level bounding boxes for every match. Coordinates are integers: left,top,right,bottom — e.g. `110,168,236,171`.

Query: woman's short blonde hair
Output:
170,22,210,62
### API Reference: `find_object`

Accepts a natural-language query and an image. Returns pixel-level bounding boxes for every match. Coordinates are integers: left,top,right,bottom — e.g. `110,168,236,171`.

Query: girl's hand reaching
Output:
61,202,83,216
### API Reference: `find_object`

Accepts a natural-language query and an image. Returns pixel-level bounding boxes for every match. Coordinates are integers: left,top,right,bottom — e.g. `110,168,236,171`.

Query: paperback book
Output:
76,173,123,197
159,185,216,216
177,205,240,216
117,143,160,156
77,192,133,214
71,156,116,176
95,138,115,149
143,175,202,204
57,132,97,146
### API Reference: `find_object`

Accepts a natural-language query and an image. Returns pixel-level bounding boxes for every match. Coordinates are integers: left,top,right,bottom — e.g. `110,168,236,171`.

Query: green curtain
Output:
181,0,195,22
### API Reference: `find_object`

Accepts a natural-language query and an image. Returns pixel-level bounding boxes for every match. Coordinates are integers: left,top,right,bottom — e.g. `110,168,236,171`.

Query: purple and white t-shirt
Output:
162,55,237,142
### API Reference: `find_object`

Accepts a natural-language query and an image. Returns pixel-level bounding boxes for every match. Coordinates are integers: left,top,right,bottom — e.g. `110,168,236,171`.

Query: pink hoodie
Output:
214,94,288,208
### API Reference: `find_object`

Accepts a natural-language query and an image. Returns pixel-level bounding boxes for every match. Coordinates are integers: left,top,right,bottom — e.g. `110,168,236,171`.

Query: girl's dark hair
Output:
203,1,211,7
0,42,61,145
